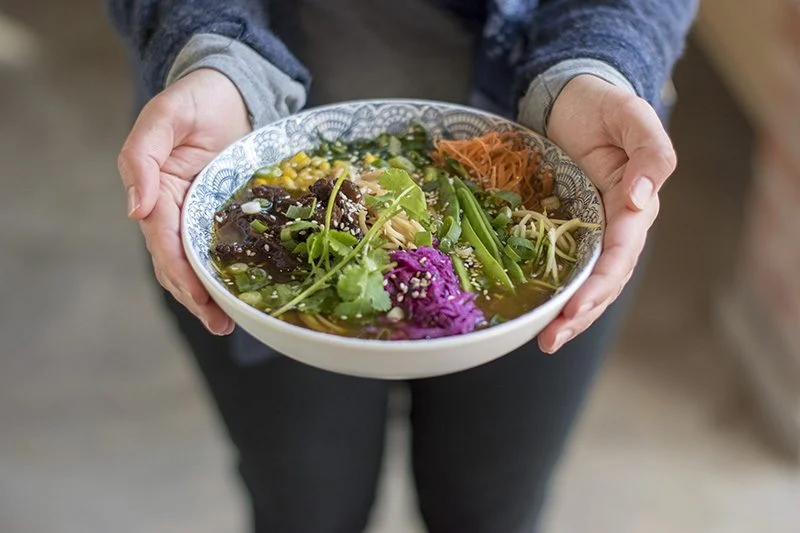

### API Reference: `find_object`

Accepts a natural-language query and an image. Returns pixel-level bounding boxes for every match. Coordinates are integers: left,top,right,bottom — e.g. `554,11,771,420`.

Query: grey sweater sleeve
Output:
517,58,635,135
516,0,699,107
107,0,310,100
166,34,306,128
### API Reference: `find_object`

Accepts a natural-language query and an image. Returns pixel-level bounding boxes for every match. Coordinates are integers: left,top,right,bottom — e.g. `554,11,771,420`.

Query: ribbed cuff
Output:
517,58,637,136
166,33,307,129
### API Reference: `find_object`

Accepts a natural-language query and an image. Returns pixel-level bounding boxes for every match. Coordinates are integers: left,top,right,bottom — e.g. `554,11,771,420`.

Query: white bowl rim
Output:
181,98,605,351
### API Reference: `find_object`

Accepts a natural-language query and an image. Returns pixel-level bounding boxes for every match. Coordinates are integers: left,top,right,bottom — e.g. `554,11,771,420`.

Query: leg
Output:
162,291,390,533
409,247,650,533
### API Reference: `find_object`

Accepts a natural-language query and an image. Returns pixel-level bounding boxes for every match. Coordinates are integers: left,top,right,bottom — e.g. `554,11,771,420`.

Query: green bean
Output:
461,218,513,291
438,216,460,252
451,255,473,292
503,256,526,284
436,174,461,250
456,188,501,262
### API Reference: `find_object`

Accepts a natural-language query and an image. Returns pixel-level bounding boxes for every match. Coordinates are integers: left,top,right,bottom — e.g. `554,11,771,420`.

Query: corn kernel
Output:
318,161,331,172
280,163,297,179
252,177,271,187
291,151,311,169
363,153,378,165
311,169,325,179
310,156,326,168
280,176,297,190
333,160,349,168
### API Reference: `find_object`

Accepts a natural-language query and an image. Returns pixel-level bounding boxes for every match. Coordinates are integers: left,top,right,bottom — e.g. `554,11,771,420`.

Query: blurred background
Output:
1,0,799,532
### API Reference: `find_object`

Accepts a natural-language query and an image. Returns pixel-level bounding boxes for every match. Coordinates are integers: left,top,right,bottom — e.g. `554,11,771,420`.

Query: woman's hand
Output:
119,68,251,335
538,75,676,353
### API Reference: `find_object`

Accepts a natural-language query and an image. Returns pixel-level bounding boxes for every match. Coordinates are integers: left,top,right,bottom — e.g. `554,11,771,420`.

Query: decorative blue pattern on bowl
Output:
183,100,603,298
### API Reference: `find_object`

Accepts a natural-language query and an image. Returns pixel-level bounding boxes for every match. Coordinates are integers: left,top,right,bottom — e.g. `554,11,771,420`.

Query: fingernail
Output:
127,186,140,217
552,329,575,352
630,176,654,210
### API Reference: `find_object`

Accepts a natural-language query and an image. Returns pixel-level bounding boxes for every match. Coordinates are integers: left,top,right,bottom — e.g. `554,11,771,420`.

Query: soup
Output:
209,124,596,340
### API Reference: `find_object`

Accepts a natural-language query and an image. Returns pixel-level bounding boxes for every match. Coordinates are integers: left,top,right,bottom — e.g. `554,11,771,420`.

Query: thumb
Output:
609,97,677,211
118,99,176,220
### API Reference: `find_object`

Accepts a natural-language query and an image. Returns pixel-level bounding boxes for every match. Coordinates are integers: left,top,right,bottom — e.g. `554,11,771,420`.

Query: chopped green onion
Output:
250,219,269,233
238,291,263,306
388,156,415,172
414,231,433,247
254,166,282,179
227,263,249,274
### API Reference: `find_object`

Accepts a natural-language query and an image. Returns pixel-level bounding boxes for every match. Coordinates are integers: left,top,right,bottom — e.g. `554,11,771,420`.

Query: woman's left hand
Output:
537,74,677,354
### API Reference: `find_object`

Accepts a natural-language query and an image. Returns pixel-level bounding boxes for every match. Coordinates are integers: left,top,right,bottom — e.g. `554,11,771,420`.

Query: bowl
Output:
181,99,604,379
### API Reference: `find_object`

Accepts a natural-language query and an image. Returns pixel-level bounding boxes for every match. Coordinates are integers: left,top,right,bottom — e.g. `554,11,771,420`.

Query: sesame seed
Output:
397,295,404,302
411,291,420,298
355,313,363,319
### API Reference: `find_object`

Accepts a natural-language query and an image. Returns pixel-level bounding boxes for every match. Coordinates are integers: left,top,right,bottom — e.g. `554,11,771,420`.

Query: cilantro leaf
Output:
365,192,394,210
260,283,301,307
378,169,428,221
363,248,390,272
335,265,391,318
299,287,339,314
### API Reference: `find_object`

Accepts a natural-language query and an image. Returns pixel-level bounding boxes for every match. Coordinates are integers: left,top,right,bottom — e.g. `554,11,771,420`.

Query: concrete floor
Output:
1,1,799,532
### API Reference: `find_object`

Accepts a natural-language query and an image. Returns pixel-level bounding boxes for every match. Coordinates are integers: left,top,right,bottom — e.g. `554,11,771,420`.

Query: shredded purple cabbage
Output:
383,247,485,339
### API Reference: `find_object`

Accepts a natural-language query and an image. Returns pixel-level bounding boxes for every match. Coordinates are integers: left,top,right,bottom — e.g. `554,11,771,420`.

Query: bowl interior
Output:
182,99,603,341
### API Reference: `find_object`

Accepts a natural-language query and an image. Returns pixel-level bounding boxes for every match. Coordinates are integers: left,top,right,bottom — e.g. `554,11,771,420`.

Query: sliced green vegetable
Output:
280,220,318,242
503,256,526,284
250,219,269,233
253,165,282,179
387,135,402,156
461,218,513,291
507,236,538,261
423,166,439,183
238,291,263,307
451,255,472,292
285,198,316,219
492,190,523,209
388,155,415,172
233,267,269,292
227,263,249,274
456,187,502,262
415,230,433,247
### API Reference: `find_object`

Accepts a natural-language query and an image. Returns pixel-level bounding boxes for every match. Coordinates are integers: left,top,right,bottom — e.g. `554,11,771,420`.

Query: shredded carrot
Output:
433,131,544,207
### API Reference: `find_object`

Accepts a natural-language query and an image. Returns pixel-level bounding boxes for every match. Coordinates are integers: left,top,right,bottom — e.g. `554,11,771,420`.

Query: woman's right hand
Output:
118,68,252,335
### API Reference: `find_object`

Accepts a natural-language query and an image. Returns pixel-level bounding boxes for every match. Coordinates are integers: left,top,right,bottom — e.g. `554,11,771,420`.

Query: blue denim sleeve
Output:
516,0,699,106
106,0,311,99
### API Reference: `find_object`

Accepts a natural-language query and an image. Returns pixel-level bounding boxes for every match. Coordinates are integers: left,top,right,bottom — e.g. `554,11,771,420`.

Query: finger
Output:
544,194,658,351
118,98,178,220
606,97,677,211
142,192,234,335
538,300,609,354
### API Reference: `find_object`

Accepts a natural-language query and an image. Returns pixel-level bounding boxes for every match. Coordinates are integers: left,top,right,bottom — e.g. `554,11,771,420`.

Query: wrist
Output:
517,59,636,137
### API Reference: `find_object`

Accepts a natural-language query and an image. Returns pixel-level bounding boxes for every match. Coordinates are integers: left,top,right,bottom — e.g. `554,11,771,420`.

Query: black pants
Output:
161,268,641,533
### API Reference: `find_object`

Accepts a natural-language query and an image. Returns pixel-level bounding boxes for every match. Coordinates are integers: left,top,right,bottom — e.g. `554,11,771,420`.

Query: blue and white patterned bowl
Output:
182,100,604,379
